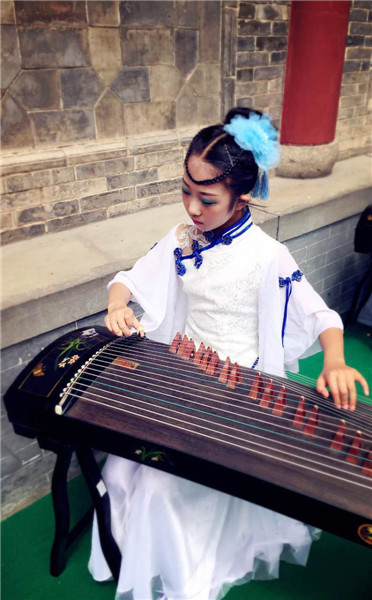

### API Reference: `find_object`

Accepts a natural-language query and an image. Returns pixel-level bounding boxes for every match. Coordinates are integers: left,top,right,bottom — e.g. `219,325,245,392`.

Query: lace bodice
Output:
176,224,210,254
176,223,274,368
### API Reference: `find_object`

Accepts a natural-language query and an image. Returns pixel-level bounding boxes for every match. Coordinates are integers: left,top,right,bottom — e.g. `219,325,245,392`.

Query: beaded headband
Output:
184,144,244,186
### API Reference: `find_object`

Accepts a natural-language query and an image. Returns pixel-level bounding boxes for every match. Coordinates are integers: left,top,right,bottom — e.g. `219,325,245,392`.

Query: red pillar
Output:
281,1,351,145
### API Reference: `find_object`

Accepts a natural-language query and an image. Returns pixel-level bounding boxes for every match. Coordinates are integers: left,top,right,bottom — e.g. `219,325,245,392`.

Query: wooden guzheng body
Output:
4,326,372,561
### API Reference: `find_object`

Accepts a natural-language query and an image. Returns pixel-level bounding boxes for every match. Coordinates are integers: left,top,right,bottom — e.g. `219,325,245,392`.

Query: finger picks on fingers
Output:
136,325,145,338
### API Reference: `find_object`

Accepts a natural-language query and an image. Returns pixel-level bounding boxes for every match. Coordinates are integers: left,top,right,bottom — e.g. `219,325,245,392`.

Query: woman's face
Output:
182,154,246,234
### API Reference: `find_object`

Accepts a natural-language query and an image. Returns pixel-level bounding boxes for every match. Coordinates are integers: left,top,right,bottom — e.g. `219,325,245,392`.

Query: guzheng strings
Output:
60,335,372,490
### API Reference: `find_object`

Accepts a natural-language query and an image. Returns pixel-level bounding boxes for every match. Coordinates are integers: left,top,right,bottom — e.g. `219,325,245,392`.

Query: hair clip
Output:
224,143,234,167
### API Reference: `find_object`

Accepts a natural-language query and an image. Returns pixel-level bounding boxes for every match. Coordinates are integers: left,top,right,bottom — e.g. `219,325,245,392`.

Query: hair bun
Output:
224,107,264,126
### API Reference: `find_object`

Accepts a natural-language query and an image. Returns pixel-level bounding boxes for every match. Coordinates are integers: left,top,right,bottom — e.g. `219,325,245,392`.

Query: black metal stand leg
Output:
75,446,122,583
345,261,372,327
50,445,74,577
353,263,372,322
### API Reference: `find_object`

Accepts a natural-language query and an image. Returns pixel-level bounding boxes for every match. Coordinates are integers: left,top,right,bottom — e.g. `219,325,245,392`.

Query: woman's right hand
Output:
105,303,144,338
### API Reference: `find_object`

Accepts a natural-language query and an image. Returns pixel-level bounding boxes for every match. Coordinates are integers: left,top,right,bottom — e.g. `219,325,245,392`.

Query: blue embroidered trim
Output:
279,269,303,345
251,356,259,369
174,209,253,276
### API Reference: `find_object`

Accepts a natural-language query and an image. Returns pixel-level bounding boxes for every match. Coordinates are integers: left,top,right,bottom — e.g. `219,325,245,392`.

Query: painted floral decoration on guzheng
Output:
58,355,79,369
32,362,46,377
54,329,98,370
134,447,174,467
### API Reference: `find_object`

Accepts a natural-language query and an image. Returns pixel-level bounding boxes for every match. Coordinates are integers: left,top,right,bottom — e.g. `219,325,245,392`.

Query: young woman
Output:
89,107,368,599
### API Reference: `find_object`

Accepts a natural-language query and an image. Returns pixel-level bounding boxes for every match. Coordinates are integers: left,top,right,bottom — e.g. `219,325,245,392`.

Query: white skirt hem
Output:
89,456,320,600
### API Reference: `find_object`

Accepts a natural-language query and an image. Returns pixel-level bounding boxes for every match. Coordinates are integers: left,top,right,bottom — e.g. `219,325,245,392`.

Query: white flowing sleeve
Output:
278,244,344,370
108,225,188,344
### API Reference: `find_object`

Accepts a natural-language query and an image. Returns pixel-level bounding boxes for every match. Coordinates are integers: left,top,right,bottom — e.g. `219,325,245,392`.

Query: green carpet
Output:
2,324,371,600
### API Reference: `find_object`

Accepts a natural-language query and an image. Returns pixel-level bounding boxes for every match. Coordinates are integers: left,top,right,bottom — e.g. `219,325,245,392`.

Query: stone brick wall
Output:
1,1,371,245
1,212,368,518
336,0,372,159
1,0,221,148
234,0,289,126
231,0,372,149
1,0,223,245
1,132,191,244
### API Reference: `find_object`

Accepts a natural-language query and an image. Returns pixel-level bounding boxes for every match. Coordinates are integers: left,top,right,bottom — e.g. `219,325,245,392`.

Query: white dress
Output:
89,222,341,600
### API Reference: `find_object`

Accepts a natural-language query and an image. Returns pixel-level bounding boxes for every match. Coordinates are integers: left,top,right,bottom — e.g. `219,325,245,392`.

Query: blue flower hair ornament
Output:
223,113,280,200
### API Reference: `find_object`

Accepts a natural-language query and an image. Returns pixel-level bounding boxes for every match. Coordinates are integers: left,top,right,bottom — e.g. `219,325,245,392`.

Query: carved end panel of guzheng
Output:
55,332,372,549
3,326,114,438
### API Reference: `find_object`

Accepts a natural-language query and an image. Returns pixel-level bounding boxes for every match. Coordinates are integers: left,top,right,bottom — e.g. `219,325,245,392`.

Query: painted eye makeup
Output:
201,198,217,206
182,184,217,205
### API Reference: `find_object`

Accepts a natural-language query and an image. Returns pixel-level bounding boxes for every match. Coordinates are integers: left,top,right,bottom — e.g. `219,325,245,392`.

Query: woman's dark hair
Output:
185,107,265,200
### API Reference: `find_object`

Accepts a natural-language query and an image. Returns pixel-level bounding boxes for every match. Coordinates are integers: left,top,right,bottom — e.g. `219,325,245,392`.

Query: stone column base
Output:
277,139,339,178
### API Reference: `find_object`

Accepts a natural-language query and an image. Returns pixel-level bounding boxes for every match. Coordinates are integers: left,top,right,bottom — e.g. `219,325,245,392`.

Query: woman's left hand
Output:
316,361,369,411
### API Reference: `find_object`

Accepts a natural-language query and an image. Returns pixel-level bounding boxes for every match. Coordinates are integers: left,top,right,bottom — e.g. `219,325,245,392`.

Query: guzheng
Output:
4,326,372,554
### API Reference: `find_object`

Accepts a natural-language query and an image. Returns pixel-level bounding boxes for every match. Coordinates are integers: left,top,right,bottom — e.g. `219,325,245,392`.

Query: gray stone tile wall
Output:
1,213,368,518
285,214,370,316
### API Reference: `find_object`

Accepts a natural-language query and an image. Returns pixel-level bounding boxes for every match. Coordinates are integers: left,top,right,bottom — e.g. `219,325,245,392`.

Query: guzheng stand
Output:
39,436,121,582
